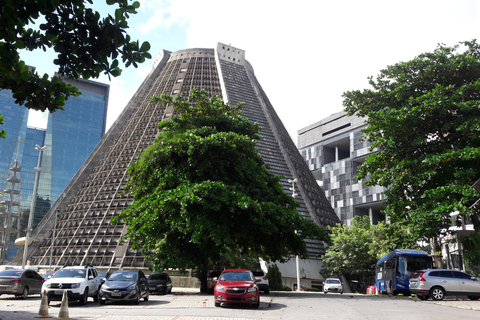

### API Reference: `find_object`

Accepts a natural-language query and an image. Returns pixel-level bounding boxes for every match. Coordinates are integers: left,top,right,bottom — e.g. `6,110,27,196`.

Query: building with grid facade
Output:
298,111,388,226
24,44,339,287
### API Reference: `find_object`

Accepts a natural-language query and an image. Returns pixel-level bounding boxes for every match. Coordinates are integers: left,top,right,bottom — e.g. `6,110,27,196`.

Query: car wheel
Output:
430,287,445,301
144,289,149,302
253,300,260,309
162,286,167,295
99,299,106,305
416,294,429,300
468,296,480,301
168,286,172,294
16,286,29,299
215,301,221,307
79,288,88,305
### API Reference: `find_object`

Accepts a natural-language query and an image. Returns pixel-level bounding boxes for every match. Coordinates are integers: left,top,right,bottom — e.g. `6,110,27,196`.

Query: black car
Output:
147,272,172,294
99,270,149,304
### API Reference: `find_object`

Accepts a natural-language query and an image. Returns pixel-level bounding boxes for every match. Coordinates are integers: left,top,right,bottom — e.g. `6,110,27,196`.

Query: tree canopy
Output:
114,89,328,291
321,216,419,289
343,40,480,239
0,0,151,136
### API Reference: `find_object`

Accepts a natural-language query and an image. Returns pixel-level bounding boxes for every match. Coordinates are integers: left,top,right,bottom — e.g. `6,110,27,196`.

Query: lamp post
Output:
288,178,301,291
22,145,47,269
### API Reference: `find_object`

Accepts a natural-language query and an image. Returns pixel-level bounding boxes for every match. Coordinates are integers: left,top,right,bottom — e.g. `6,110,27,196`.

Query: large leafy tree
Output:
0,0,151,137
321,216,419,289
343,40,480,239
114,90,328,292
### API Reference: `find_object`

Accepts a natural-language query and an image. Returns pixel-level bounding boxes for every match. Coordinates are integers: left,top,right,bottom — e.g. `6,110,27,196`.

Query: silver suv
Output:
252,270,269,294
409,269,480,301
42,265,101,305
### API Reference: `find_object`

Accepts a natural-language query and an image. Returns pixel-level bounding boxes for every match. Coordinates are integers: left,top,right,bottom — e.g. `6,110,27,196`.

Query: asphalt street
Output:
1,289,479,320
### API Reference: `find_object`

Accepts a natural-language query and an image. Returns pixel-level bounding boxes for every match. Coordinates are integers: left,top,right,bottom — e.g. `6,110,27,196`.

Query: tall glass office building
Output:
0,78,108,263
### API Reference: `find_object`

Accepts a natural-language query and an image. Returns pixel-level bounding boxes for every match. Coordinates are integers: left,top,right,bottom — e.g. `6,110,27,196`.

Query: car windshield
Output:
326,279,340,284
0,270,23,277
148,273,167,280
220,271,253,281
109,272,138,281
55,269,86,278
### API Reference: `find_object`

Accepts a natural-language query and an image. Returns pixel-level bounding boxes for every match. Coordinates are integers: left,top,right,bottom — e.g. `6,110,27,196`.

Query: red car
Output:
213,269,260,308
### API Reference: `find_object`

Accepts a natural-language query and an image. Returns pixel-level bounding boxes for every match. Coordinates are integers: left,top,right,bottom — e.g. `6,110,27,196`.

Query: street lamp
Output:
22,145,47,269
288,178,301,291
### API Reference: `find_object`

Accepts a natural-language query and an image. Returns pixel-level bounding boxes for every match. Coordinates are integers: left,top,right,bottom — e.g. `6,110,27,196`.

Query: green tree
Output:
0,0,151,135
114,89,328,292
343,40,480,239
321,216,419,288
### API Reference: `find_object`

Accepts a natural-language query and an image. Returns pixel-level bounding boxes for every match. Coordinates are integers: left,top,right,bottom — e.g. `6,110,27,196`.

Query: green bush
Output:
267,264,283,290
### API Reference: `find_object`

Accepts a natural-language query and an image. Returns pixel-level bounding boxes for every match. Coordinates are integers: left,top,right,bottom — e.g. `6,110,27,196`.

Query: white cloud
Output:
111,0,480,140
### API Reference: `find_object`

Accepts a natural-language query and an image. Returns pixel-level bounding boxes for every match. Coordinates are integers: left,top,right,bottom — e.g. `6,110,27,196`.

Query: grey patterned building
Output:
24,44,339,278
298,111,387,226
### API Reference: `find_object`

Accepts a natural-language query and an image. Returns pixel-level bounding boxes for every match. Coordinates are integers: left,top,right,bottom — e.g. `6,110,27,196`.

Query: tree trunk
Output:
199,260,209,293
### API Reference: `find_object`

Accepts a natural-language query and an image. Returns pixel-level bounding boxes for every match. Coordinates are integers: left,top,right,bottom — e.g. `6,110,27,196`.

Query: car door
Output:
29,271,44,293
452,271,480,295
87,269,99,295
429,270,459,293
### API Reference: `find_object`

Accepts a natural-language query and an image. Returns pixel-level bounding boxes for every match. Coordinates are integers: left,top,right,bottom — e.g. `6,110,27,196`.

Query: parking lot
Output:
1,290,479,320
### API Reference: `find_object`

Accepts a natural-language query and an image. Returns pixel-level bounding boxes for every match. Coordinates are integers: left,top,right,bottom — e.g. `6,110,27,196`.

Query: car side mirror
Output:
213,277,218,281
88,275,94,280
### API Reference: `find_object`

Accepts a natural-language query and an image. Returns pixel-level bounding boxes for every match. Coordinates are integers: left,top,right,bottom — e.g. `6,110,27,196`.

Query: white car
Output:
252,270,270,294
42,265,101,305
323,278,343,294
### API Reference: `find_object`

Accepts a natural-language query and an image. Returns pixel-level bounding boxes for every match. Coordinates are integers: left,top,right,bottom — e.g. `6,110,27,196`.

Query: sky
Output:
23,0,480,143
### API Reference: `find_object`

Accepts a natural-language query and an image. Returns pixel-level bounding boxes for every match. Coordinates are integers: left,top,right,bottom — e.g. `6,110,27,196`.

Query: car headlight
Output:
71,283,81,289
248,285,257,293
216,284,224,292
127,284,136,291
45,283,52,288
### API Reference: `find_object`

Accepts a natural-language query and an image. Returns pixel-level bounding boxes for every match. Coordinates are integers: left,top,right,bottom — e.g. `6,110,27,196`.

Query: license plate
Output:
54,290,64,294
111,292,121,297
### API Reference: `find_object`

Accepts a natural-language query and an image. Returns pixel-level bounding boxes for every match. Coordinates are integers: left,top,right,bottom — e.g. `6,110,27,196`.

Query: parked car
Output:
409,269,480,301
99,270,149,305
42,265,101,305
147,272,172,294
207,271,221,294
0,269,44,298
214,269,260,308
252,270,270,294
42,271,56,282
323,278,343,294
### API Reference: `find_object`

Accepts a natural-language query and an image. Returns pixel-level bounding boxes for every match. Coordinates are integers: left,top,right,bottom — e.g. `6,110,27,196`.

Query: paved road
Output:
1,289,479,320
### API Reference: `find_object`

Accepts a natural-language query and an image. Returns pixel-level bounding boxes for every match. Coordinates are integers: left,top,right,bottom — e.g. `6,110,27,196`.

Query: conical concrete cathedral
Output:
26,43,339,269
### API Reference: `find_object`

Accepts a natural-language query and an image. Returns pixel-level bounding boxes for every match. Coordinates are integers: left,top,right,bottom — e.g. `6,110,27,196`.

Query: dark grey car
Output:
147,272,172,294
99,270,149,305
0,269,44,298
409,269,480,301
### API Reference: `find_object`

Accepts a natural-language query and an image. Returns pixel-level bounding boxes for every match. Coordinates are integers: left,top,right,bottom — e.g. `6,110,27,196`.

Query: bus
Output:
375,249,433,295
